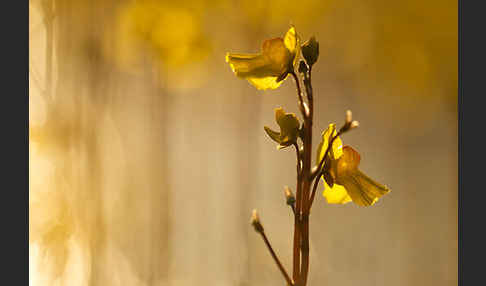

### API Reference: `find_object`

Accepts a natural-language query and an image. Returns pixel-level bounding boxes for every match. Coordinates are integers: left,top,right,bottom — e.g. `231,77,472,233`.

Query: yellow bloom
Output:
318,127,391,206
264,107,301,149
225,26,300,90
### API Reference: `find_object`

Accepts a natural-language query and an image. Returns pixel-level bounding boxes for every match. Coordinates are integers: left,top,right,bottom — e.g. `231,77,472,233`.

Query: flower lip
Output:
333,145,361,180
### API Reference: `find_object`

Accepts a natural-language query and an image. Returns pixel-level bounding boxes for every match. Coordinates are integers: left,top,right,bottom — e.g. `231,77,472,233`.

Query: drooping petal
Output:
353,170,391,198
331,146,391,207
337,170,389,206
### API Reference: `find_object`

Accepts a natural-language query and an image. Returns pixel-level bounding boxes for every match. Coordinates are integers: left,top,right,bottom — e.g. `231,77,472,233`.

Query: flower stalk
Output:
297,63,315,286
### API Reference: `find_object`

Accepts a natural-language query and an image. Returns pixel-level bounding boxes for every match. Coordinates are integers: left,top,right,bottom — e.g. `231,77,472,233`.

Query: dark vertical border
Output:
458,0,462,284
0,0,29,284
460,0,486,285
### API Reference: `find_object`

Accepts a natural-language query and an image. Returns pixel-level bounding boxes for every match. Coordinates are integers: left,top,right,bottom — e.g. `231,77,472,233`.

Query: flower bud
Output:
302,36,319,67
251,209,264,233
284,186,296,206
339,110,359,133
345,110,353,124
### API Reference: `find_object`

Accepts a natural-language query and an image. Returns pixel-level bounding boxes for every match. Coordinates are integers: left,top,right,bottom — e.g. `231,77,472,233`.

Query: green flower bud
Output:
302,36,319,67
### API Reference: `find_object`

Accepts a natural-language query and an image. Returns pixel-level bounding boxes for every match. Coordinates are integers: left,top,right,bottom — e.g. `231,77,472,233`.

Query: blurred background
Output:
29,0,457,285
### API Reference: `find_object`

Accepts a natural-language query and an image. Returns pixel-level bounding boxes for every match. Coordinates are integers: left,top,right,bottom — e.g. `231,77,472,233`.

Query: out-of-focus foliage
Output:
320,0,457,105
239,0,335,30
103,0,456,104
111,0,210,71
234,0,456,106
226,26,300,90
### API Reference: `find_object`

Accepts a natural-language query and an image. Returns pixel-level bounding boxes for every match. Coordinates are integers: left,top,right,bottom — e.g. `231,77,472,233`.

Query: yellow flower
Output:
264,107,301,149
318,126,391,206
225,26,300,90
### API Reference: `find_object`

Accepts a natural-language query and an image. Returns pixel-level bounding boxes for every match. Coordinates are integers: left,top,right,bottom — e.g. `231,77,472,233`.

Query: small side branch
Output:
252,210,294,286
260,230,294,286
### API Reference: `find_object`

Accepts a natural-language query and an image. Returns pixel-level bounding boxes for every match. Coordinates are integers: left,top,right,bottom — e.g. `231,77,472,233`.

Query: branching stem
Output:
254,38,356,286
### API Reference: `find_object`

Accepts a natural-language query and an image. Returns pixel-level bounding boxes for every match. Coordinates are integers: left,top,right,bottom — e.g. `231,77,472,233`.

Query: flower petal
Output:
275,107,300,144
338,170,390,206
283,26,300,67
332,146,391,207
322,179,352,204
284,26,297,55
334,145,360,177
225,51,286,90
225,26,299,90
262,38,291,73
263,126,282,144
225,53,272,77
316,124,343,169
247,76,284,90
